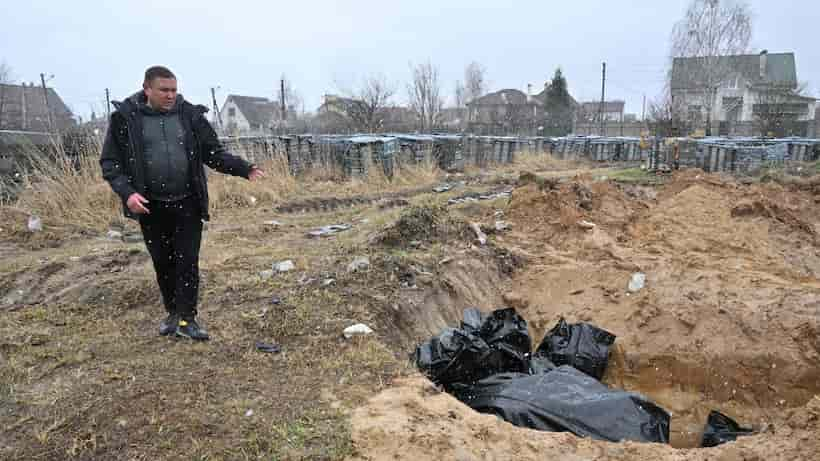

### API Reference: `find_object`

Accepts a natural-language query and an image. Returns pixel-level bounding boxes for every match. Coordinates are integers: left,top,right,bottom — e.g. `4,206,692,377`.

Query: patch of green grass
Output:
608,167,649,181
220,408,353,461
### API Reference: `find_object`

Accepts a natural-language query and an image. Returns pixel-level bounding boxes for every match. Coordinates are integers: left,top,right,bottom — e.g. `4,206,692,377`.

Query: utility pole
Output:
105,88,111,120
598,62,606,136
210,87,223,132
21,83,27,130
40,73,54,133
641,93,646,122
280,78,286,135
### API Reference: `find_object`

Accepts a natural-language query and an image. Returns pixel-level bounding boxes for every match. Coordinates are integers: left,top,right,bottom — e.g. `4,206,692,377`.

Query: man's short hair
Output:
144,66,176,84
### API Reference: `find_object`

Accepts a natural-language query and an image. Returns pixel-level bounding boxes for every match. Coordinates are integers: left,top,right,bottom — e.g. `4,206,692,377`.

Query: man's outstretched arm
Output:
194,114,262,179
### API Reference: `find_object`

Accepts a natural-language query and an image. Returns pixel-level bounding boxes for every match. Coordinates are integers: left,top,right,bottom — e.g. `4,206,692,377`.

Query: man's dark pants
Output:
138,196,203,320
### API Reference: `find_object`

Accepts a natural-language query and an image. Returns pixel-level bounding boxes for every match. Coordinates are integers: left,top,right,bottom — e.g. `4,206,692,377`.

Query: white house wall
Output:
220,99,251,133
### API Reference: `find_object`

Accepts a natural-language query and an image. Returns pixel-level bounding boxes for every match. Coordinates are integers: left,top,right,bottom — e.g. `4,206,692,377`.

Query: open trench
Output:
363,173,820,453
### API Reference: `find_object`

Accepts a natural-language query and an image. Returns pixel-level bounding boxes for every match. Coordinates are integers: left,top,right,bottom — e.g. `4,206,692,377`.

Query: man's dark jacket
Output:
100,92,252,221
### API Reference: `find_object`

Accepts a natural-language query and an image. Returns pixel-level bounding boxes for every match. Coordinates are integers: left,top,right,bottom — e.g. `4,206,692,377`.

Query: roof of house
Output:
225,95,278,127
0,83,74,132
468,89,531,107
469,85,579,109
671,52,797,90
318,94,360,112
579,101,625,113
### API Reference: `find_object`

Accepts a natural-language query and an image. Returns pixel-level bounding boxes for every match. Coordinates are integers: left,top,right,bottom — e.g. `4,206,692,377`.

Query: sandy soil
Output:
349,171,820,460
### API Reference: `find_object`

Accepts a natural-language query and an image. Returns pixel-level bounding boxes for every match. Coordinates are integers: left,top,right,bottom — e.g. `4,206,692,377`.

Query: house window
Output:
723,97,743,122
228,107,236,117
727,76,739,90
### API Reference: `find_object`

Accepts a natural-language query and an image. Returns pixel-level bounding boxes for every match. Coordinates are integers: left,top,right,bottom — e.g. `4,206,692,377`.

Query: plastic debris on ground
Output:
347,257,371,273
433,184,456,193
255,342,281,354
343,323,374,339
414,308,671,444
447,189,512,205
273,260,295,272
27,215,42,232
701,410,756,447
628,272,646,293
307,224,351,238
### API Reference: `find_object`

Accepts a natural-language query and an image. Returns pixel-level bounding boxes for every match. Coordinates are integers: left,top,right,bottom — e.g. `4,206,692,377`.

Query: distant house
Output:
577,100,625,123
218,94,281,135
0,82,74,132
814,106,820,138
317,94,351,116
315,95,415,133
466,83,579,135
438,107,464,132
671,50,817,136
467,88,539,135
316,94,366,133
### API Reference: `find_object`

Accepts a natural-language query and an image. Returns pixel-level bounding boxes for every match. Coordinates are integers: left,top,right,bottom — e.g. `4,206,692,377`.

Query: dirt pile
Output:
731,197,816,237
374,204,470,248
348,377,820,461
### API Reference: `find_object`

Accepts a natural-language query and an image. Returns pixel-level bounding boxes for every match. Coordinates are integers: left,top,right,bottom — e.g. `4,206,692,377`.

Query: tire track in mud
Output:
273,181,504,214
272,165,629,214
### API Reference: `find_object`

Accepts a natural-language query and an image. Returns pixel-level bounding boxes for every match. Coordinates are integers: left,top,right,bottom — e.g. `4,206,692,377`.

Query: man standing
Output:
100,66,264,340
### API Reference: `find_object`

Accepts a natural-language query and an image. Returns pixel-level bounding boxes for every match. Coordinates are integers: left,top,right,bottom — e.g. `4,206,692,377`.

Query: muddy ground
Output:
1,165,819,460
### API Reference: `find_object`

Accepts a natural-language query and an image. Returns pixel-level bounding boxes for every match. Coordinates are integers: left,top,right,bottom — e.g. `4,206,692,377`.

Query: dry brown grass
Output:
2,145,123,234
0,143,586,247
0,143,446,241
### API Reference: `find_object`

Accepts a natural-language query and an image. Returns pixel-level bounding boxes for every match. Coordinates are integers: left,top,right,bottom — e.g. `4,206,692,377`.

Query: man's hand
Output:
248,167,266,182
126,193,151,215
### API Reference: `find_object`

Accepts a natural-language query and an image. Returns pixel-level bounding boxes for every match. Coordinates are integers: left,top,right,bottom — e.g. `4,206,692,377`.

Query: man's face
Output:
144,77,178,111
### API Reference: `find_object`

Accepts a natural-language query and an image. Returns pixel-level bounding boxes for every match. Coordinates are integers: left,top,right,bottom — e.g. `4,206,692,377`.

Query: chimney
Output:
759,50,768,79
527,83,533,103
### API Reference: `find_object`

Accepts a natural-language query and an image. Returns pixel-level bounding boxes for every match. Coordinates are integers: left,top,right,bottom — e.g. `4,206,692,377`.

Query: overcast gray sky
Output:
2,0,818,121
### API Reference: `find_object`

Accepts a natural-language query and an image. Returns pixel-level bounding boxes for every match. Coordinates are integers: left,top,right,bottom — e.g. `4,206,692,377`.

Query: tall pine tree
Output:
543,68,573,136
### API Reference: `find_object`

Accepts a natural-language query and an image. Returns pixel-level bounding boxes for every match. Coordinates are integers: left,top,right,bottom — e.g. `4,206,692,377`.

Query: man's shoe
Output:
159,314,179,336
176,318,210,341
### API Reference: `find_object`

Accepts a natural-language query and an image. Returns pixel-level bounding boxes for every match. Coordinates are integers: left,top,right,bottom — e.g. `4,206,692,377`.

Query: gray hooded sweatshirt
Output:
136,93,191,201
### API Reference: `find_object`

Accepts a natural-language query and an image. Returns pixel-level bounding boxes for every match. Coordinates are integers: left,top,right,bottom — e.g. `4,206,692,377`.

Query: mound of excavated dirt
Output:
348,377,820,461
505,178,649,252
731,198,816,237
374,204,470,248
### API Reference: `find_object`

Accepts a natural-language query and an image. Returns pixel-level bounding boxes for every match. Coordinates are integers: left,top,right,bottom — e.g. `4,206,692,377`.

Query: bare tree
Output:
648,89,688,137
0,60,13,130
453,80,467,130
330,74,396,132
408,60,444,133
464,61,487,104
670,0,752,135
753,82,812,137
